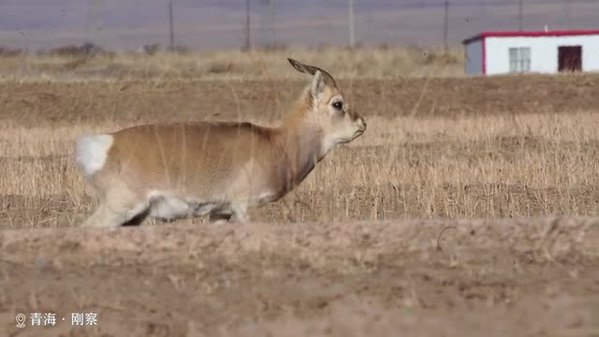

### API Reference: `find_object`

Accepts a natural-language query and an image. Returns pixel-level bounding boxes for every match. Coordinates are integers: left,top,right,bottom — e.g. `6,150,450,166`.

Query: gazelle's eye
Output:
332,101,343,110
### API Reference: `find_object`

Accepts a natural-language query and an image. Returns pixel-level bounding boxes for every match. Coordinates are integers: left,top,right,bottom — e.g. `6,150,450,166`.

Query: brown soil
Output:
2,75,599,126
1,217,598,337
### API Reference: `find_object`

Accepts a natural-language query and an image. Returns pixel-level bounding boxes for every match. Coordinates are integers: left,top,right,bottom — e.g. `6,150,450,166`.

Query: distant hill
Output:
0,0,598,51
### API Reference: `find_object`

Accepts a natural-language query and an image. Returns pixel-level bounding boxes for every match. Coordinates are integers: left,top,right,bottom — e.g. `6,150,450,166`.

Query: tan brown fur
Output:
76,58,366,227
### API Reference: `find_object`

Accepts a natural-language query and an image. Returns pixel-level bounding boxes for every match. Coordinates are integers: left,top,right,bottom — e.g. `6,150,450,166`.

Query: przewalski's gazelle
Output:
75,58,367,227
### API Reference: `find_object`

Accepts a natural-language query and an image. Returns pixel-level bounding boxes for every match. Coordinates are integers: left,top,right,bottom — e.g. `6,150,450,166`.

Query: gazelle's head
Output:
287,58,367,153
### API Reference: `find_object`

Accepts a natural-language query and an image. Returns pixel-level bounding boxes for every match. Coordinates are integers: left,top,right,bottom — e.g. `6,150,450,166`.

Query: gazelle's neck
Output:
275,96,325,188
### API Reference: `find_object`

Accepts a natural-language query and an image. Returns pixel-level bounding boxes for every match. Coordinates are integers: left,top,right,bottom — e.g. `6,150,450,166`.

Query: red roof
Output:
462,29,599,44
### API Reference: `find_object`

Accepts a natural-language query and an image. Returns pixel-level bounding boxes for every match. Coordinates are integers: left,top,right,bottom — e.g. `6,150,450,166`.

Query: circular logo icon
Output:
16,313,26,328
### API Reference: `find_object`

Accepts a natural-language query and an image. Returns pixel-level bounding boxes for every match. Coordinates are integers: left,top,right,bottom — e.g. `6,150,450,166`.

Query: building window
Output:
509,47,531,73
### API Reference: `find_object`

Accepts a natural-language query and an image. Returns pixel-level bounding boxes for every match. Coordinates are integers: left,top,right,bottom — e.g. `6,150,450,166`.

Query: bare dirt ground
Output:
1,217,598,337
2,74,599,127
1,75,599,336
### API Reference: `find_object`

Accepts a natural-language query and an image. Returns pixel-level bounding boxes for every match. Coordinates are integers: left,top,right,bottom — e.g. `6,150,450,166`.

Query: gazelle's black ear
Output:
287,58,337,88
288,58,311,74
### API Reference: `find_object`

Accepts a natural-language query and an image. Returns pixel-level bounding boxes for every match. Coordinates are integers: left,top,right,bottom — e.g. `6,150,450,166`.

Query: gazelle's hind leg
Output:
80,187,149,228
208,210,232,225
207,201,249,225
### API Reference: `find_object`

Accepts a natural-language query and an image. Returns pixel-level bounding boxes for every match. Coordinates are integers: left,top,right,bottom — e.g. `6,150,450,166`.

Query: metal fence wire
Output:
0,0,598,51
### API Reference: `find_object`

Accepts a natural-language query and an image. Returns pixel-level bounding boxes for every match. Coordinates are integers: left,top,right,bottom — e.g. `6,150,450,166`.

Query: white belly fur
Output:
147,192,228,221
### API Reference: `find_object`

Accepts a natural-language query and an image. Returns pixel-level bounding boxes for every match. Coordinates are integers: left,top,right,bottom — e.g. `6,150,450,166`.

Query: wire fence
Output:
0,0,598,52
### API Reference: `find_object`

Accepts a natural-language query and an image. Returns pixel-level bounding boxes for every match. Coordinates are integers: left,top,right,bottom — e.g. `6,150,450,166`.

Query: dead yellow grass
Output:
1,109,598,229
0,46,463,81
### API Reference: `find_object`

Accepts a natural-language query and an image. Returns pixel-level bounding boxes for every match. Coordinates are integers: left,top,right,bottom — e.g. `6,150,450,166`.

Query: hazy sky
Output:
1,0,598,51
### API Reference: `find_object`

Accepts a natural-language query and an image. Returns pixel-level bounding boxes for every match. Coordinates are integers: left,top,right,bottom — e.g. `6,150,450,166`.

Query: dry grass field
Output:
1,53,599,336
0,46,463,80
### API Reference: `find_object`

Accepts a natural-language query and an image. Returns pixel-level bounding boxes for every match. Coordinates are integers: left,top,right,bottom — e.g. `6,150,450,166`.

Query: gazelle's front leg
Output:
230,202,250,224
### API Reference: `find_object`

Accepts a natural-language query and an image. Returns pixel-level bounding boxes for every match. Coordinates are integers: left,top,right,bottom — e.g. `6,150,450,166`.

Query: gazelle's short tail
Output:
75,134,113,177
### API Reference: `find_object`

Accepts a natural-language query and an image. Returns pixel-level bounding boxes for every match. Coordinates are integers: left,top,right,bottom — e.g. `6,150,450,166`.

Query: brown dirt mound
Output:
1,216,598,336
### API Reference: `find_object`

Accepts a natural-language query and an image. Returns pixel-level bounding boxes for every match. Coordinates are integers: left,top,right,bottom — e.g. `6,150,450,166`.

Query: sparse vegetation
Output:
42,42,112,57
0,46,23,57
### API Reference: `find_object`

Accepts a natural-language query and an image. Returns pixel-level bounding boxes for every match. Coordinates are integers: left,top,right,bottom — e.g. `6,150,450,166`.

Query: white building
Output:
462,30,599,76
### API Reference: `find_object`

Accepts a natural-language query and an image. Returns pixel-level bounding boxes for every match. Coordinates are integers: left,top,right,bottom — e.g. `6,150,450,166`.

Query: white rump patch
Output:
75,134,113,177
